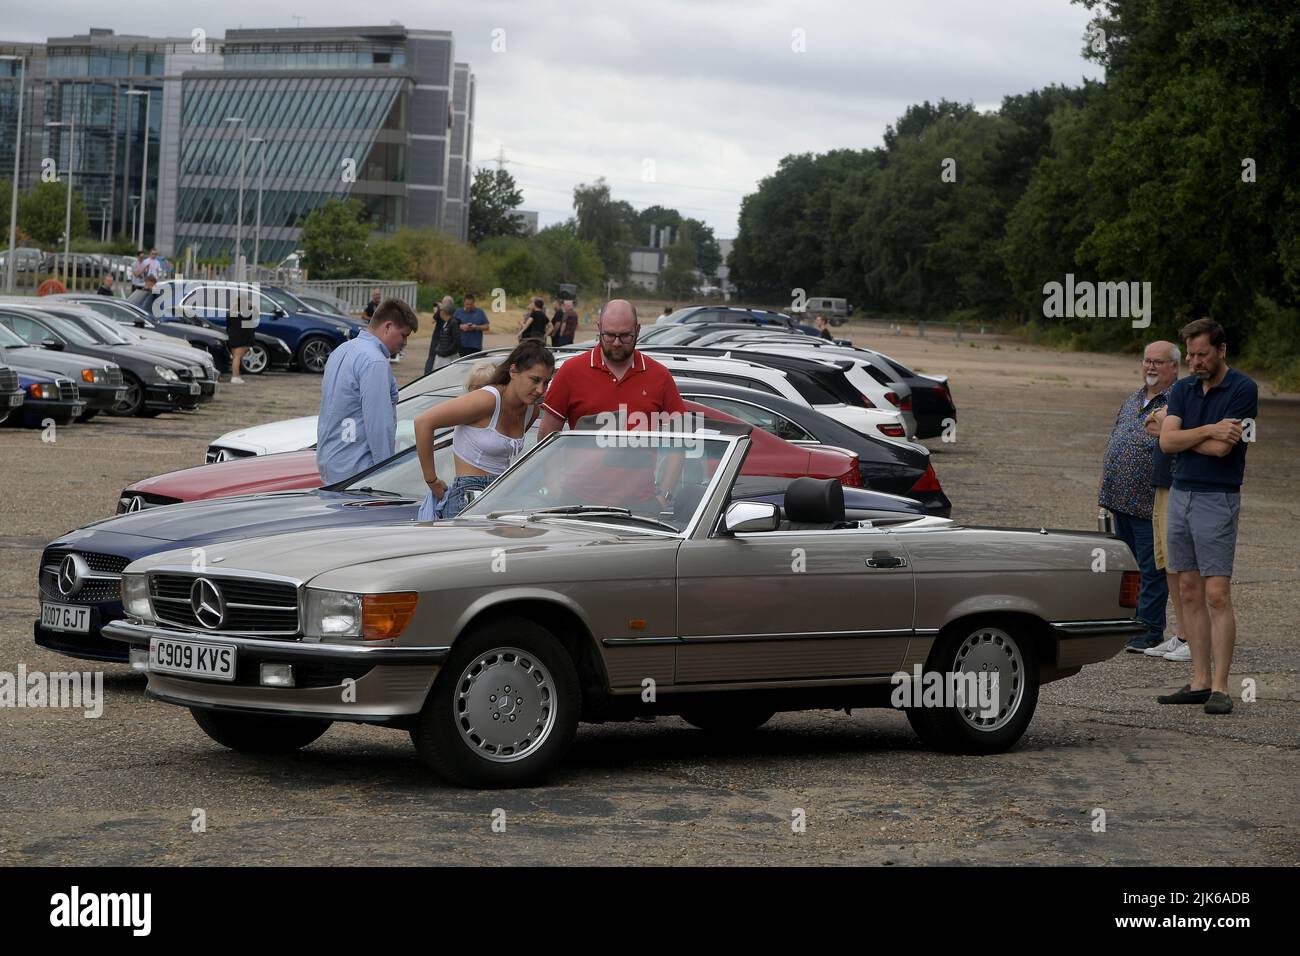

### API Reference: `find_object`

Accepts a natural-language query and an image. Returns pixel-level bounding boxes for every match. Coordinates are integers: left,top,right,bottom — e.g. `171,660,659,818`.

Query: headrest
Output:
784,477,845,524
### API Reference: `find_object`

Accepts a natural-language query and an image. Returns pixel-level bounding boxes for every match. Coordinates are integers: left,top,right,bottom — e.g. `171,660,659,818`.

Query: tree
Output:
300,198,370,278
660,225,700,299
18,180,90,247
572,178,632,284
468,168,525,245
533,223,604,294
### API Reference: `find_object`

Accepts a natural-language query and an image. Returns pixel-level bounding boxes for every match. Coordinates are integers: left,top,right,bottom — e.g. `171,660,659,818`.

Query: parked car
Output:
149,305,292,375
0,305,199,417
655,305,851,343
51,294,235,373
674,377,950,515
127,397,863,511
802,296,852,322
101,421,1143,787
155,280,359,373
0,363,23,424
40,438,900,665
4,366,84,427
289,289,355,317
0,247,45,274
0,318,126,418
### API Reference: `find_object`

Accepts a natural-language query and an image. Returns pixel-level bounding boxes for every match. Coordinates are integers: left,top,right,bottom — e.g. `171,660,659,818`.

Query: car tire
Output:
241,343,269,375
295,335,335,374
679,704,775,733
190,707,332,753
76,409,98,422
410,616,581,788
905,620,1039,755
106,372,145,417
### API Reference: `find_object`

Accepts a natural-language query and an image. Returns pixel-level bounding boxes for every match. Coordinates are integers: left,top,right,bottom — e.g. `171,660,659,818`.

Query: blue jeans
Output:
1112,510,1167,642
441,474,495,519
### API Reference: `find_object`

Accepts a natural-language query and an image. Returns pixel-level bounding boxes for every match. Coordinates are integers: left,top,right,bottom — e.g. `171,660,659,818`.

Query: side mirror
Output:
273,307,287,318
41,338,65,351
722,500,779,534
133,319,146,327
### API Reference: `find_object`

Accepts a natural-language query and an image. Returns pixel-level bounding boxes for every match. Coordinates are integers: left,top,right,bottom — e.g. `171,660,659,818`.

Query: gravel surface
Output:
1,320,1296,865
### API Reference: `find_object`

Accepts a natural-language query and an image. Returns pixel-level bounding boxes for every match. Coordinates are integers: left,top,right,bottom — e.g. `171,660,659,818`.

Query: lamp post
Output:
124,88,151,249
99,197,110,242
1,54,26,293
45,108,77,288
249,136,266,275
224,116,246,280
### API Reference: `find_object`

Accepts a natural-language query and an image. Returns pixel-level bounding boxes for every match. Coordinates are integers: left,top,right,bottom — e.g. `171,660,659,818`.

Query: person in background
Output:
430,296,461,371
455,294,490,357
127,275,162,316
1098,340,1179,653
316,298,419,484
97,273,115,297
519,296,550,342
1143,343,1186,662
364,288,382,319
550,299,566,346
423,297,448,376
553,300,579,347
130,252,146,292
661,305,673,319
144,248,164,281
1157,318,1259,715
414,340,555,520
814,314,833,341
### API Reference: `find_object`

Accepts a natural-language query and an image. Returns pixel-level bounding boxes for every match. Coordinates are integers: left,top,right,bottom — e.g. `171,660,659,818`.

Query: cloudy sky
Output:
12,0,1104,237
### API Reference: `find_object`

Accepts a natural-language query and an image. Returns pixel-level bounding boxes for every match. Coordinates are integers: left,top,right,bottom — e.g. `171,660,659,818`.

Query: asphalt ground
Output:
0,318,1296,865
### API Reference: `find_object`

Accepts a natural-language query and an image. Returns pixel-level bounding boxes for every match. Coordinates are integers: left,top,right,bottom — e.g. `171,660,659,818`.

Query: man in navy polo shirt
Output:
1157,318,1258,715
455,294,490,357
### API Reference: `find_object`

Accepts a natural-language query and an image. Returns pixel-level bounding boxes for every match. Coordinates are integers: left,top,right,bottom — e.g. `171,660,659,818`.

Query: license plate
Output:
41,602,90,633
149,637,237,682
7,393,21,406
113,388,126,401
188,383,200,395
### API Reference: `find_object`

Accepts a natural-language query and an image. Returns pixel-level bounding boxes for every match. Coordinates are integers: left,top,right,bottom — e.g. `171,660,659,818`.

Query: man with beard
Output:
1157,319,1259,715
539,298,687,512
1098,340,1181,653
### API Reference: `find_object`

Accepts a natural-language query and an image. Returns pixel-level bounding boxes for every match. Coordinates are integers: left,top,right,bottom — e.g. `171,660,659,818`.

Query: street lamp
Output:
99,197,110,242
1,54,25,293
46,109,77,288
124,88,151,249
224,116,246,279
248,136,266,274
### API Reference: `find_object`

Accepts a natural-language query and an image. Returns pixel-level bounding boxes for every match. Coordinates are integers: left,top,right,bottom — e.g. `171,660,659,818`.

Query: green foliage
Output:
300,198,370,278
468,168,525,245
660,226,700,299
17,180,90,247
573,178,632,284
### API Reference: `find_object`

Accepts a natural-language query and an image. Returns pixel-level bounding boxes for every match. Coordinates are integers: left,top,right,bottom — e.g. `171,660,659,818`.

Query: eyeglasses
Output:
1142,359,1170,366
599,331,636,343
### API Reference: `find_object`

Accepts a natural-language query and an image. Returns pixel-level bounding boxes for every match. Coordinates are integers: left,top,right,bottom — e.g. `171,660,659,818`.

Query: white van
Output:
804,296,850,320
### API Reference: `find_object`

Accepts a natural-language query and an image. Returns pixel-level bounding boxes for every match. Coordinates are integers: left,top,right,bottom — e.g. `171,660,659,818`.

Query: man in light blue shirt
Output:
454,293,490,356
317,298,418,485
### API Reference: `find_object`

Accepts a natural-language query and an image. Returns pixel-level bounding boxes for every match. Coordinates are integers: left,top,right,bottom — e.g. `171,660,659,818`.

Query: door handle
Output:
865,551,907,569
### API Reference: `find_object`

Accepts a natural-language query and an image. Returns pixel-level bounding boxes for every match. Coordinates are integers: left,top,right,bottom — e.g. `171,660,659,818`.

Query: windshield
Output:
393,391,459,450
62,312,132,345
29,315,98,346
0,324,26,348
460,431,733,534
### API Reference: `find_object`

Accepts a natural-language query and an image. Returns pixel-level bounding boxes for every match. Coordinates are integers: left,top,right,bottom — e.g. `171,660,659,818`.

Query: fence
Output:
283,279,419,314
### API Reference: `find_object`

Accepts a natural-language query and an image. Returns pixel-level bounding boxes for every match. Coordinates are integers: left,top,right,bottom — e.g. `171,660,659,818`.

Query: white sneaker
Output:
229,376,244,385
1144,634,1183,657
1163,640,1191,662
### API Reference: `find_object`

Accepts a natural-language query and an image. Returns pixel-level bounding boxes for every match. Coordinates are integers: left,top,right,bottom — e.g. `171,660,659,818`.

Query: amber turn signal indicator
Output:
362,592,419,640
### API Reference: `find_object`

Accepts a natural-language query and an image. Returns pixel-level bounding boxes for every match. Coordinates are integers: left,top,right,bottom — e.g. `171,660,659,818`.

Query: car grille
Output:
205,445,257,464
0,368,17,392
56,379,79,402
39,548,130,604
116,491,183,514
149,573,300,635
103,366,123,387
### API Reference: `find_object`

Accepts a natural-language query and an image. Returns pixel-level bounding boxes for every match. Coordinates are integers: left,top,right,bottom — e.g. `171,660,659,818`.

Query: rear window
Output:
788,368,860,406
687,371,781,396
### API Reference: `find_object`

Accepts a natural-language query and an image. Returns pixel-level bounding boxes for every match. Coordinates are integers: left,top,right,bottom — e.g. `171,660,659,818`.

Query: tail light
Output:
937,384,954,407
900,394,913,411
878,423,906,438
838,459,863,487
1119,571,1140,608
860,394,876,408
885,391,912,411
909,462,942,493
884,391,900,407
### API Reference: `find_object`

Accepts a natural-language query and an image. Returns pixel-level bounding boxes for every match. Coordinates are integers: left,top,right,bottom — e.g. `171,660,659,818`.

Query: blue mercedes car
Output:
35,438,926,663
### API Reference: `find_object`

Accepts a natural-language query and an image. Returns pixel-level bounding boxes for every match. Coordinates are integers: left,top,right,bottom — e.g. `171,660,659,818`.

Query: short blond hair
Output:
466,359,497,391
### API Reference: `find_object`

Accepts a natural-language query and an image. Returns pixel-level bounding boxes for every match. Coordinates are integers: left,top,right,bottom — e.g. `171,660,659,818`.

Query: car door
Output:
183,286,287,344
675,520,916,685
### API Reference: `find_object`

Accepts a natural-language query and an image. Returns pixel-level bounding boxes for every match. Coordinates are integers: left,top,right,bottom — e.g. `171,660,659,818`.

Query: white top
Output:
451,386,533,475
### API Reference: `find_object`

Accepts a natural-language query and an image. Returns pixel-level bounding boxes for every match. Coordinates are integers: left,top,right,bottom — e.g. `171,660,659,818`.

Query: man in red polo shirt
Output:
539,299,687,509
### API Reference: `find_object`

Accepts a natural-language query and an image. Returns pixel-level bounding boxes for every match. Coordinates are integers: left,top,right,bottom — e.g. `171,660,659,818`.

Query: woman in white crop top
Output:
413,341,556,519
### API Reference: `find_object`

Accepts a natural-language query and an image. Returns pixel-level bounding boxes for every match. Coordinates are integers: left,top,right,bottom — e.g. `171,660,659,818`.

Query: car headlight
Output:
122,573,154,622
27,382,54,399
303,588,418,641
81,368,104,384
154,365,178,381
188,365,204,378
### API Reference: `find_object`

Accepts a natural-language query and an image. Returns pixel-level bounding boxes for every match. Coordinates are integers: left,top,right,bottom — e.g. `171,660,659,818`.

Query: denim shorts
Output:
441,474,495,520
1166,486,1241,578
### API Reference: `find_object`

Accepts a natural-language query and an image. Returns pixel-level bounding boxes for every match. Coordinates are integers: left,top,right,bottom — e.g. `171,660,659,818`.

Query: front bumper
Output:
104,620,447,721
145,380,201,411
19,398,85,426
79,382,129,411
34,611,128,663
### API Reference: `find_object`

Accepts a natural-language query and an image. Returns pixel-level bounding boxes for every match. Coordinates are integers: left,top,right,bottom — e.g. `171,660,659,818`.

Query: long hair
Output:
490,340,555,387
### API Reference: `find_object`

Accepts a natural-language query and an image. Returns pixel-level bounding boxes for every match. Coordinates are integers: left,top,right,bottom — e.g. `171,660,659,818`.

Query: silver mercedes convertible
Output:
105,420,1143,788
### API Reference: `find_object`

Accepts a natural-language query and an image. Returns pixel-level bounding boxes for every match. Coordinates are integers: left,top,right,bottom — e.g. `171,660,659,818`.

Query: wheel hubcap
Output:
243,347,267,373
303,340,331,372
115,382,140,412
952,627,1024,732
453,647,556,762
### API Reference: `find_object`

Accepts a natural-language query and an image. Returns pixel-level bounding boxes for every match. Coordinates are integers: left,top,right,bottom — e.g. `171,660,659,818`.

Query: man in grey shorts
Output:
1157,319,1258,715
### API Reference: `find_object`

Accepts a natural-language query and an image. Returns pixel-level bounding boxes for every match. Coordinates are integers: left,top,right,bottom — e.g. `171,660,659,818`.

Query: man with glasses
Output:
1098,340,1182,652
539,299,687,511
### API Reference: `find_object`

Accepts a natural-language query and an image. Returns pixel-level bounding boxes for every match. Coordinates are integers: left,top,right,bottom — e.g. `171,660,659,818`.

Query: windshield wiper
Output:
525,505,680,533
347,486,401,497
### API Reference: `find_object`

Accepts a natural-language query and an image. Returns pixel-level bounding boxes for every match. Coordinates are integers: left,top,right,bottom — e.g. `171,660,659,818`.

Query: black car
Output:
658,306,852,344
671,376,952,516
0,320,125,418
52,294,235,374
870,350,957,441
0,362,23,424
0,306,199,417
643,345,872,409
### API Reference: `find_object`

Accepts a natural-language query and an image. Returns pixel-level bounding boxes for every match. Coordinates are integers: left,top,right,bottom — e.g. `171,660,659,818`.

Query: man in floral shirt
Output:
1098,341,1181,651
